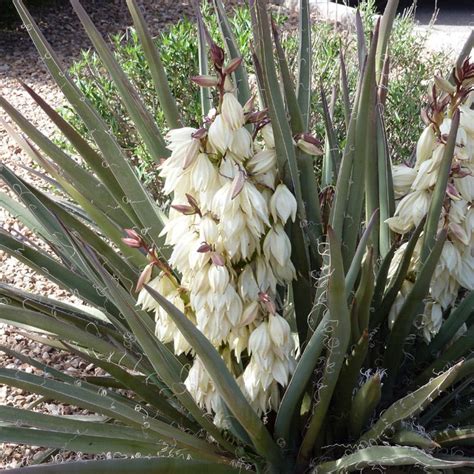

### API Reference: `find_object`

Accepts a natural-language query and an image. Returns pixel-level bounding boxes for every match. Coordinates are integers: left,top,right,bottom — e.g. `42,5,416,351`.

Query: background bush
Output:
56,1,448,194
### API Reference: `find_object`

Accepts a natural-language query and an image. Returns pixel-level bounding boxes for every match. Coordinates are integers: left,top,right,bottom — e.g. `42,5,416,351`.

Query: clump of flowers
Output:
387,58,474,341
125,43,320,422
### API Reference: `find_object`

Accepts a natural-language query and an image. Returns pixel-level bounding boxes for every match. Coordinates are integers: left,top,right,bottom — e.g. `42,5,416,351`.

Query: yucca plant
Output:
1,0,474,472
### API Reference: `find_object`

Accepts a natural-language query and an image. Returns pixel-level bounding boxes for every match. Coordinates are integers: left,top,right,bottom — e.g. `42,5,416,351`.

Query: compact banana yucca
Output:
0,0,473,472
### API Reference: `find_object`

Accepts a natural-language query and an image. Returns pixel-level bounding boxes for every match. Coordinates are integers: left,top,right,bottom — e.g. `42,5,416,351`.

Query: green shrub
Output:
57,1,449,190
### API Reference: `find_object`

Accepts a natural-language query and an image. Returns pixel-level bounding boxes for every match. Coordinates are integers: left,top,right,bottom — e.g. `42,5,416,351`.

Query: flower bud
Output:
270,184,297,224
221,93,245,130
296,133,323,156
223,57,243,75
210,42,225,68
135,262,154,292
191,75,219,87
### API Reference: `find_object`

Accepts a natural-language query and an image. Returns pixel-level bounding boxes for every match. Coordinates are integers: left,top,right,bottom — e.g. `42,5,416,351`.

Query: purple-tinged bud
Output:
192,127,208,139
210,252,225,266
197,242,213,253
223,57,243,75
122,228,144,248
210,42,225,68
191,75,220,87
122,237,142,248
258,291,276,315
231,170,247,199
171,204,196,215
136,262,154,292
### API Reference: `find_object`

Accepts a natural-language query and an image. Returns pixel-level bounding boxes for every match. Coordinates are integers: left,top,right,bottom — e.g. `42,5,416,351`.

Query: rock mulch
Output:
0,0,198,469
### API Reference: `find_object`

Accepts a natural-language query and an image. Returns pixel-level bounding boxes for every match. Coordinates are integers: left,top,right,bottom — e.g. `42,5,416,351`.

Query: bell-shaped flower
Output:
261,124,275,148
263,224,292,267
221,92,245,131
386,189,431,234
415,124,436,168
270,184,297,224
230,127,253,159
208,115,233,154
247,149,277,175
392,165,417,198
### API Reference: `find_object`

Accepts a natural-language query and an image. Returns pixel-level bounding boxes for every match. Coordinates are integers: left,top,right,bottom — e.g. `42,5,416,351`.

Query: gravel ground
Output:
0,1,197,469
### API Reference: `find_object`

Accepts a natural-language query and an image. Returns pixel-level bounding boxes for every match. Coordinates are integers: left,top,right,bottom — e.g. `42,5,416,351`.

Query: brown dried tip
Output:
246,110,268,124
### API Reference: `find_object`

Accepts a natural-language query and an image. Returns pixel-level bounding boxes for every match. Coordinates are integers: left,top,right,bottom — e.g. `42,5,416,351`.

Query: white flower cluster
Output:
387,96,474,341
138,87,298,420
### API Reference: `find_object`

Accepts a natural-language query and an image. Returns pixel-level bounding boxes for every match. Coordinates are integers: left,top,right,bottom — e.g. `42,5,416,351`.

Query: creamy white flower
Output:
230,127,253,158
190,153,218,191
238,265,260,301
208,264,230,293
415,125,436,168
392,165,417,198
411,146,444,190
422,301,443,342
208,115,232,154
221,92,245,131
263,224,292,267
261,124,275,148
247,149,277,175
270,184,297,224
386,189,431,234
454,173,474,202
